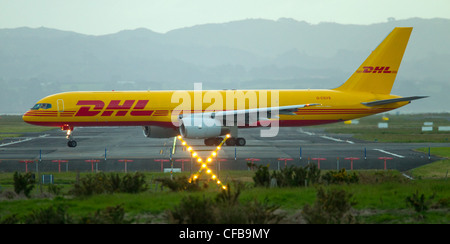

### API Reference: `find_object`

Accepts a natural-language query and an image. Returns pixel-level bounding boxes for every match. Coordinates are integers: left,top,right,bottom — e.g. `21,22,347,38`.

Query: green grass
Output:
415,147,450,158
0,115,54,140
318,113,450,143
411,147,450,179
1,170,449,224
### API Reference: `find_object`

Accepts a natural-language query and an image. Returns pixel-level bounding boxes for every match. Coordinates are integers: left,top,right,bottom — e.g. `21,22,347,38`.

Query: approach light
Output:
182,135,229,190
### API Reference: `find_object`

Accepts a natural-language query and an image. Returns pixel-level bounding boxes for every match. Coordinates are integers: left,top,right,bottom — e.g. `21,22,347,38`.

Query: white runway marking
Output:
320,135,355,144
373,149,405,158
299,129,355,144
0,134,49,147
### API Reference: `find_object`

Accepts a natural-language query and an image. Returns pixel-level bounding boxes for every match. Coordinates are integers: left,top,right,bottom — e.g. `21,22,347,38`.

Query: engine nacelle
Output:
179,117,229,139
142,126,179,138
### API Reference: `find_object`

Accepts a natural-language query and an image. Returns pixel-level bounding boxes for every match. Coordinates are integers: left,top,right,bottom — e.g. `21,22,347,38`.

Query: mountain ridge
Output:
0,17,448,113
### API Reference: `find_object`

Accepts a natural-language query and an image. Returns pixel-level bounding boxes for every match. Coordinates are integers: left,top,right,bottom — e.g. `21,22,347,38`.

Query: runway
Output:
0,126,447,173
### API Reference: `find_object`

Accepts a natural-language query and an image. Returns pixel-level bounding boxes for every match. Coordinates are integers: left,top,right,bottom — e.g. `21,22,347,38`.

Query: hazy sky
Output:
1,0,449,35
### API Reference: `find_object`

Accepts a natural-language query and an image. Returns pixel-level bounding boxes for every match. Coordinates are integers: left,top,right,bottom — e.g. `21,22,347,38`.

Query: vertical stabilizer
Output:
334,27,412,94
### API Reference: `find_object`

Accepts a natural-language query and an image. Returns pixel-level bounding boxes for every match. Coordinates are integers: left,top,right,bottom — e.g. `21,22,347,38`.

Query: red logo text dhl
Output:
356,66,397,74
75,100,153,117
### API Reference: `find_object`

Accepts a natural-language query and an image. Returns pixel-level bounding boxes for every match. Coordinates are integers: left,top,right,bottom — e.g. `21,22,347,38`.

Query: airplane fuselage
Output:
22,89,406,129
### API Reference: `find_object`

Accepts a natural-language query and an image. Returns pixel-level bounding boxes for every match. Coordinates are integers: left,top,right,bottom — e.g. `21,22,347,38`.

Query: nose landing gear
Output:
67,140,77,148
63,125,77,148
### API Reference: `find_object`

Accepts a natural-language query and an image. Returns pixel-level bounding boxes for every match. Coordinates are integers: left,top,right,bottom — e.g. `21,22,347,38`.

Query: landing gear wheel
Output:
204,137,223,146
225,137,236,146
236,137,246,146
68,140,77,148
204,138,214,146
214,137,222,146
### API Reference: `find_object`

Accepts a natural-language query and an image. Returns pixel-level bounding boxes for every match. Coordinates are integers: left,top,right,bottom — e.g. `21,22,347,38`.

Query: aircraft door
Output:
57,99,64,112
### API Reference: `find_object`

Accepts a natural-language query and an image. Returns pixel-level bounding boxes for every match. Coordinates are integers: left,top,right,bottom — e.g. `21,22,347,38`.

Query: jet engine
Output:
142,126,179,138
179,117,229,138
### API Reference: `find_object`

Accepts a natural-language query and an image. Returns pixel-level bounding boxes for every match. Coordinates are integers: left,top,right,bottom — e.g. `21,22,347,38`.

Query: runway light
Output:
176,134,231,191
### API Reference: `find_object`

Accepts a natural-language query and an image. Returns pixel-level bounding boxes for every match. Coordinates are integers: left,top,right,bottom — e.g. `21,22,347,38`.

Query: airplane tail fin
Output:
334,27,413,95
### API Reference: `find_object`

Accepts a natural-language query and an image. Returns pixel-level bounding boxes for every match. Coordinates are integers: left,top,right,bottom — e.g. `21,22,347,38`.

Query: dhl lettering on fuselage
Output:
75,100,154,117
356,66,397,74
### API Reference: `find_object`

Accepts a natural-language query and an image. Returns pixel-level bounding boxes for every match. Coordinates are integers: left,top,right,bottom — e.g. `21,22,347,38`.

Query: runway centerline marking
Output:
373,149,405,158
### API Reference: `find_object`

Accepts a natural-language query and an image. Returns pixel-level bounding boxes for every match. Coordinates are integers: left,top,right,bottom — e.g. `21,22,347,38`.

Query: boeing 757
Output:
23,27,426,147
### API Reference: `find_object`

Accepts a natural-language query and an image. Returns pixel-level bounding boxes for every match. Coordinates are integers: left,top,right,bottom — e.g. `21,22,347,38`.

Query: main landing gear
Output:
204,137,246,146
63,125,77,148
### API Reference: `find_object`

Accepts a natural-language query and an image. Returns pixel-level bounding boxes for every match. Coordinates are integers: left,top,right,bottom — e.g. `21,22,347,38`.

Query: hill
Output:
0,18,449,113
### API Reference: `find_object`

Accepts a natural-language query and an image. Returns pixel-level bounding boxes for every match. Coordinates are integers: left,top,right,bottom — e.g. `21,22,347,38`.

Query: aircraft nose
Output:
22,111,31,123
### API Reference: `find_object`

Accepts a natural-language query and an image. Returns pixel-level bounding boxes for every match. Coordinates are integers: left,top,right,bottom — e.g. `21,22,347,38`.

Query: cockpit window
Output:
31,103,52,110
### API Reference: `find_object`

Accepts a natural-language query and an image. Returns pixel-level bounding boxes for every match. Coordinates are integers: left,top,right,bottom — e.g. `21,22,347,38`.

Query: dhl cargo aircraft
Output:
23,27,426,147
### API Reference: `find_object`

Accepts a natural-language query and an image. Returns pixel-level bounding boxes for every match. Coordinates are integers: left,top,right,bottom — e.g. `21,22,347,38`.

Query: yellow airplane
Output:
23,27,426,147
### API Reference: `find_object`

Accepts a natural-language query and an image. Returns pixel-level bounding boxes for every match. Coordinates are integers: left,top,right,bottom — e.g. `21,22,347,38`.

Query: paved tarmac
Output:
0,126,447,173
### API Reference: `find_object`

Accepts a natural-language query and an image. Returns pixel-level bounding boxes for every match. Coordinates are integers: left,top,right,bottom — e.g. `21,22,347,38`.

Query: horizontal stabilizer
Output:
362,96,428,107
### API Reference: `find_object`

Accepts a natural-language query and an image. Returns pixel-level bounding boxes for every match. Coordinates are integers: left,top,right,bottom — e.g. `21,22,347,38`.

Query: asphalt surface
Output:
0,126,447,173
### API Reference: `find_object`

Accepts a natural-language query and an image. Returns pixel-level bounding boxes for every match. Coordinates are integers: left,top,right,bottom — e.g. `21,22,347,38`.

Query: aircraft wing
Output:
210,103,321,119
361,96,428,107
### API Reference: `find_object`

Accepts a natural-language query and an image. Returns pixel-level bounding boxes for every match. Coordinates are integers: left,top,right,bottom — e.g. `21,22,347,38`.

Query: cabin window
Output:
31,103,52,110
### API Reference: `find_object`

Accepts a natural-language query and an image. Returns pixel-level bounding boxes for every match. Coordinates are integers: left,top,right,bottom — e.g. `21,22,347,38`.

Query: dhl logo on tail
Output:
356,66,397,74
